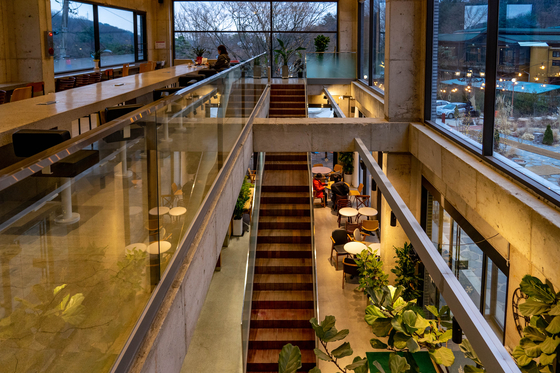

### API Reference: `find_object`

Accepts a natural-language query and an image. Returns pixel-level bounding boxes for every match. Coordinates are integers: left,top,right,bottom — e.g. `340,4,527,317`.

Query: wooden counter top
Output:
0,65,203,146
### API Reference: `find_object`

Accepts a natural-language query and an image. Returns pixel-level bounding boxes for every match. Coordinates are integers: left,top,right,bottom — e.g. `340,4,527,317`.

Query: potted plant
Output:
391,242,423,302
253,56,261,79
294,51,304,78
314,34,330,59
274,38,305,79
92,50,101,70
232,177,251,236
192,46,207,65
338,152,354,184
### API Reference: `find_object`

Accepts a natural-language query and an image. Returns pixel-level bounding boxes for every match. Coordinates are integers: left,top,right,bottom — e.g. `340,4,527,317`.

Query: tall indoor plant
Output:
274,38,305,79
338,152,354,184
232,177,251,236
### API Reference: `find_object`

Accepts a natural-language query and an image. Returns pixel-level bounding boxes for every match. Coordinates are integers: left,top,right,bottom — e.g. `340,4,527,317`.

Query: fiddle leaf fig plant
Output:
391,243,423,301
338,152,354,175
365,285,455,369
355,249,389,292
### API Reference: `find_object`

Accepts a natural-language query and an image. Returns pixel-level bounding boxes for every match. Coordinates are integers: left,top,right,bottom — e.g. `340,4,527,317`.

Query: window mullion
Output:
93,5,100,67
482,0,500,156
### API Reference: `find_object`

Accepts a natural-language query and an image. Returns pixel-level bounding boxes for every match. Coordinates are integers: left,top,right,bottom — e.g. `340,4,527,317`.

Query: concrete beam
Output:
253,118,409,153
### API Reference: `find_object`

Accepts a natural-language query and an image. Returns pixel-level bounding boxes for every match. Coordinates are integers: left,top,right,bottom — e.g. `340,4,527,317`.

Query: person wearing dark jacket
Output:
330,175,349,210
211,45,231,71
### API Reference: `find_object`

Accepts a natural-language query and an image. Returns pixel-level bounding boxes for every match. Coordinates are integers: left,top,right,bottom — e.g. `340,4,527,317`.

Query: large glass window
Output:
50,1,147,74
358,0,385,92
173,1,337,78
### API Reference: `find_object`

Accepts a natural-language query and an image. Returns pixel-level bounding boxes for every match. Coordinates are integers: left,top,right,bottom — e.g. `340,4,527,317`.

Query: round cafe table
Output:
312,166,332,174
344,241,369,255
149,206,169,216
146,241,172,254
339,207,358,223
358,207,378,219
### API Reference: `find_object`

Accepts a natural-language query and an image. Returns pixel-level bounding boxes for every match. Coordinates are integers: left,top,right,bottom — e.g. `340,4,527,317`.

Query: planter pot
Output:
253,66,262,78
297,71,303,78
344,173,352,184
282,65,289,79
196,56,203,64
232,218,244,236
94,60,100,70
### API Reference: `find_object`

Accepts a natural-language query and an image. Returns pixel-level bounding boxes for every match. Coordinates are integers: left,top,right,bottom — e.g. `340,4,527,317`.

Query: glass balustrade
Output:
305,52,357,80
0,56,265,373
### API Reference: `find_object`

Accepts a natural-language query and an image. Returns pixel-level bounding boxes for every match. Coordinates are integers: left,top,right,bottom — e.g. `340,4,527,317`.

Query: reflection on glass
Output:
493,0,560,195
372,0,385,90
98,7,135,66
306,52,356,79
484,260,507,342
272,2,337,31
360,0,370,82
137,14,145,61
431,0,487,148
274,33,337,78
51,1,95,73
0,67,264,372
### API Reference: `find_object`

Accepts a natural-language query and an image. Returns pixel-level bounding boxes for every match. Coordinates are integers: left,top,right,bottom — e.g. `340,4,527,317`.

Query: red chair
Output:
26,82,45,96
104,69,114,80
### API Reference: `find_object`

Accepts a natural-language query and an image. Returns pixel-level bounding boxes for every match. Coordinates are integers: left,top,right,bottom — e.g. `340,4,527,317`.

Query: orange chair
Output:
26,82,45,97
139,63,151,73
10,86,33,102
122,64,130,77
104,69,114,80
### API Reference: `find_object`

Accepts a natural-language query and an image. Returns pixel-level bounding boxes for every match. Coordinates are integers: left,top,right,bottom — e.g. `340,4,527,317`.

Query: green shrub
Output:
233,177,251,219
543,124,554,145
391,242,423,301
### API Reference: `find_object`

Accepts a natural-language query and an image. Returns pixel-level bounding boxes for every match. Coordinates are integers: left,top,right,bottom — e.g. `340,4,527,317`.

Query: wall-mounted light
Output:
390,212,397,227
541,63,546,70
452,317,463,344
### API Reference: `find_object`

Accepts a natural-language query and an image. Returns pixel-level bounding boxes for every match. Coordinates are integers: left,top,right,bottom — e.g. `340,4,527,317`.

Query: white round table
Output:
149,206,170,216
344,241,369,255
312,166,332,174
147,241,172,254
169,207,187,216
358,207,378,218
339,207,358,218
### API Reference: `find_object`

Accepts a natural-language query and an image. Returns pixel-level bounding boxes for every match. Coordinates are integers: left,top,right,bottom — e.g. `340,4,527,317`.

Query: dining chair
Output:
247,168,256,183
355,195,371,210
336,198,350,227
342,257,359,289
122,64,130,77
56,77,76,92
104,69,114,80
89,72,102,84
140,63,151,73
313,190,325,207
0,90,6,104
349,183,364,206
330,228,349,270
345,222,362,236
10,86,33,102
75,74,90,87
26,82,45,96
333,164,343,173
362,220,379,237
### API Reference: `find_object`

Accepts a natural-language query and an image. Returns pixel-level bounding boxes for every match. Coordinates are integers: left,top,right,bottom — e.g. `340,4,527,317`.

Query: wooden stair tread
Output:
254,274,313,284
251,308,314,321
261,192,309,198
260,204,309,210
249,328,315,341
256,258,311,267
256,243,311,250
259,216,311,223
253,290,313,301
247,349,315,363
258,229,310,237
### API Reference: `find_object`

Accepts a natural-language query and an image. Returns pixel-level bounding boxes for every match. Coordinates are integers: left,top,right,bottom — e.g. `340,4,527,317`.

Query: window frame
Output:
423,0,560,208
172,0,339,78
52,0,147,75
358,0,385,96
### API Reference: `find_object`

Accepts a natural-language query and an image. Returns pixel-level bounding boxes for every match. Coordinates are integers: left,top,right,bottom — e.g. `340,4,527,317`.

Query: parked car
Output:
436,102,467,119
436,100,450,107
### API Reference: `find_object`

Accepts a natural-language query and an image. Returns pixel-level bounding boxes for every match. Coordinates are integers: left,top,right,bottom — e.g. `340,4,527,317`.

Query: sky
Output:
50,1,134,33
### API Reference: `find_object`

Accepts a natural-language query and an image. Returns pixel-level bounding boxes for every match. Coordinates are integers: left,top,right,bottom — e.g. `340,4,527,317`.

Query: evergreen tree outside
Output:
543,124,554,145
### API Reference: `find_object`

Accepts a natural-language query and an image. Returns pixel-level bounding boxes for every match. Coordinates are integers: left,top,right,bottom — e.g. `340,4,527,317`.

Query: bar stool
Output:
10,86,33,102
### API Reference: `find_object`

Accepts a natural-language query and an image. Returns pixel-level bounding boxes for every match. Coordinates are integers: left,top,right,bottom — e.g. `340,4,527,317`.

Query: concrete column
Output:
352,151,359,187
379,153,412,283
337,0,357,52
384,0,426,121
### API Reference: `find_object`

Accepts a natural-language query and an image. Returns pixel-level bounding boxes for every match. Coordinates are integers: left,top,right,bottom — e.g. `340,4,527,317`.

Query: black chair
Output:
330,228,349,270
342,257,359,289
103,104,145,143
12,129,71,157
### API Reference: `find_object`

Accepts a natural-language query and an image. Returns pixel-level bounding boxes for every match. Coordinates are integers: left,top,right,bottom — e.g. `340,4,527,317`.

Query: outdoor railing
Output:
0,54,266,373
305,52,357,80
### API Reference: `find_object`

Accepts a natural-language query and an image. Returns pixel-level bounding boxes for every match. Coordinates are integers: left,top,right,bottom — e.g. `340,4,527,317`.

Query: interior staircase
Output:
246,152,316,372
225,83,267,118
269,84,306,118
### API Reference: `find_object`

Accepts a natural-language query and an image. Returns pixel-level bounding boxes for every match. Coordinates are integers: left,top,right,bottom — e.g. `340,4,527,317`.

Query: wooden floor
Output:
246,152,315,373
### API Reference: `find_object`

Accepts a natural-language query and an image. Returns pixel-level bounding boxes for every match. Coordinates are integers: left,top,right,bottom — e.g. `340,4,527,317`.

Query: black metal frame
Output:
423,0,560,208
357,0,385,96
53,1,147,75
172,0,338,78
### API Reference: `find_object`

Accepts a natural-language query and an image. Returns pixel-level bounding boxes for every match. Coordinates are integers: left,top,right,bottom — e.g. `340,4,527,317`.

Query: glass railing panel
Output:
241,152,265,373
0,111,159,372
0,55,266,373
305,52,357,80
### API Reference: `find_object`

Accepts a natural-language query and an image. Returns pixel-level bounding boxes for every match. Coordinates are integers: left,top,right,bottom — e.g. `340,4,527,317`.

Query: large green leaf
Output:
438,329,453,343
414,314,430,331
513,345,533,367
389,353,410,373
53,284,67,296
324,329,349,343
519,298,552,317
540,336,560,354
406,337,420,353
346,356,369,373
520,276,556,304
370,338,388,349
402,310,417,327
393,332,410,349
539,352,556,366
391,316,407,334
530,315,549,330
429,347,455,366
366,305,388,325
313,348,332,362
464,366,486,373
61,293,86,325
439,306,450,317
519,360,540,373
520,337,542,358
332,342,353,359
321,315,336,332
278,344,302,373
309,367,321,373
523,326,547,342
460,340,482,366
546,316,560,334
426,305,439,318
371,319,393,337
549,304,560,316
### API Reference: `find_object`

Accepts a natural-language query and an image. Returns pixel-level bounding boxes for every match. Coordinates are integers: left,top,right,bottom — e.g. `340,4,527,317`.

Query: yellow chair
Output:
139,63,152,73
10,86,33,102
362,220,379,236
349,183,364,206
122,64,130,77
333,164,343,173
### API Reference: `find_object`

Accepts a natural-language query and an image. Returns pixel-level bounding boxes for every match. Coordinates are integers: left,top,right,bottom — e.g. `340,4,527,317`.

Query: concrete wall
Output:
0,0,173,91
130,125,253,373
338,0,357,52
352,81,385,118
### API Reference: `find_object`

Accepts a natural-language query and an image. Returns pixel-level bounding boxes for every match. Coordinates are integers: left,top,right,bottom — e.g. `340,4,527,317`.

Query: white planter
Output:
94,60,100,70
282,65,289,79
344,173,353,184
232,218,244,236
253,66,261,78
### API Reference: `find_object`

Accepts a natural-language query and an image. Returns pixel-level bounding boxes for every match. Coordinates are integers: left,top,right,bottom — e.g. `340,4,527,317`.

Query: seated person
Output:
313,173,326,205
330,174,349,210
199,45,231,77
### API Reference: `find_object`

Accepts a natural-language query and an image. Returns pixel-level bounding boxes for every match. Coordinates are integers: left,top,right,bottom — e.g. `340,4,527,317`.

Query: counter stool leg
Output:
55,179,80,225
